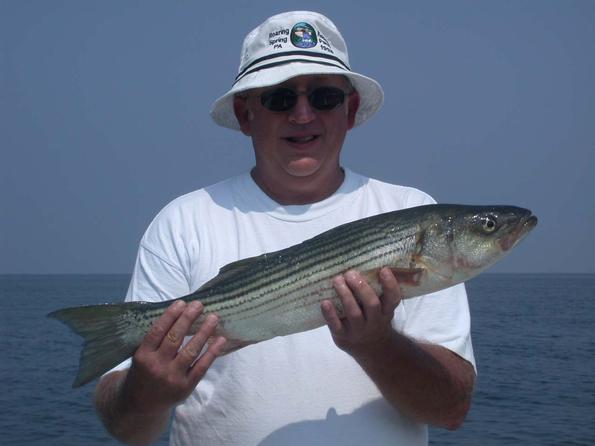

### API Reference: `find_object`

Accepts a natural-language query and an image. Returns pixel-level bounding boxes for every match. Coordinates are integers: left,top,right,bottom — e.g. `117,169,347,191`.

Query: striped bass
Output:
49,204,537,387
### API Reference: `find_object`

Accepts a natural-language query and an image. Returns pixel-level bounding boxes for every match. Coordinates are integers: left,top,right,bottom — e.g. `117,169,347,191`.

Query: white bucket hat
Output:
210,11,384,130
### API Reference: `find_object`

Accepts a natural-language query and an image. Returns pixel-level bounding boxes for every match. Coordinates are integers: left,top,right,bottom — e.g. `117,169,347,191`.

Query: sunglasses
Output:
259,86,348,112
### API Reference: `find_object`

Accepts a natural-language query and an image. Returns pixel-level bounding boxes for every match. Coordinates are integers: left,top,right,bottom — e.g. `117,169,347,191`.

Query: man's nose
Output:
288,95,316,124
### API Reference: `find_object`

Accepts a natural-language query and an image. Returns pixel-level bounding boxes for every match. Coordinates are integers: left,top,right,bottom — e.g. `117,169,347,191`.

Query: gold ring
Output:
167,331,178,344
185,347,197,358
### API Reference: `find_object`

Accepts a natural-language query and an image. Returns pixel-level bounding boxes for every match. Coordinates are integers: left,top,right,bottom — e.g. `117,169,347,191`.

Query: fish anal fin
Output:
215,337,256,356
204,325,257,356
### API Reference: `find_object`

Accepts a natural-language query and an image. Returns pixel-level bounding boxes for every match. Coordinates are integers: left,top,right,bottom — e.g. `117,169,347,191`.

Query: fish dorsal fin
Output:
197,253,268,291
219,255,259,275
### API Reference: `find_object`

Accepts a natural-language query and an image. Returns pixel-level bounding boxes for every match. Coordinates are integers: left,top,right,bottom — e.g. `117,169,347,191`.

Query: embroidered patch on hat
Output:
290,22,318,48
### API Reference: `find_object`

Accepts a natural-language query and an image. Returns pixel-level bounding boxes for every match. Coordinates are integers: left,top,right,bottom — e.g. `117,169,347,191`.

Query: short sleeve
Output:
397,284,476,371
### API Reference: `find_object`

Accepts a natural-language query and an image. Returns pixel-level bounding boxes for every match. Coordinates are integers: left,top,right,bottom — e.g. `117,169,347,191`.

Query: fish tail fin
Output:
48,302,148,388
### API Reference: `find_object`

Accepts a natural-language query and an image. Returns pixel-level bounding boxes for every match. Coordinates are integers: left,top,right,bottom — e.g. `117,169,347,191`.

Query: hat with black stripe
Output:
210,11,384,130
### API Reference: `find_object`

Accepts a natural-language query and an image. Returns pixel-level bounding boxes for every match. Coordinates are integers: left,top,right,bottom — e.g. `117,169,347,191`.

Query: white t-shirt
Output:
119,169,475,446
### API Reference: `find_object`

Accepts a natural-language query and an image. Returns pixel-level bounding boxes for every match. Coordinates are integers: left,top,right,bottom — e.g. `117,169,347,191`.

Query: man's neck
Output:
250,167,345,205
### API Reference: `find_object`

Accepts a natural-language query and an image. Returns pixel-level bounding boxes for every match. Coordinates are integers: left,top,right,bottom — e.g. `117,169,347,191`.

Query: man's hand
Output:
95,300,226,445
122,300,226,413
321,267,401,355
320,267,475,429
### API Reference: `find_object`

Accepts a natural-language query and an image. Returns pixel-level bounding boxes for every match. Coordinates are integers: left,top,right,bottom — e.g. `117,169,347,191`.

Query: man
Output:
95,11,476,446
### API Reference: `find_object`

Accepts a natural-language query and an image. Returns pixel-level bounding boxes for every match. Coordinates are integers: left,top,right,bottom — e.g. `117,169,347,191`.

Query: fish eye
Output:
480,215,498,233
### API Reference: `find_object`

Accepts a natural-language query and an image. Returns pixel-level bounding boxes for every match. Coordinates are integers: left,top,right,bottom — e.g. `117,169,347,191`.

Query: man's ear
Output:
346,90,360,130
233,96,252,136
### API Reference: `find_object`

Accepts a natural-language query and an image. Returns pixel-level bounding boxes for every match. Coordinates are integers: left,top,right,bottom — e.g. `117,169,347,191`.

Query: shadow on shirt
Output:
258,399,427,446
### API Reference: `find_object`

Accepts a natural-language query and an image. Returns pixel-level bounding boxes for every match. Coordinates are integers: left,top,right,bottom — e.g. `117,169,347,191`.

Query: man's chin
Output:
284,159,323,178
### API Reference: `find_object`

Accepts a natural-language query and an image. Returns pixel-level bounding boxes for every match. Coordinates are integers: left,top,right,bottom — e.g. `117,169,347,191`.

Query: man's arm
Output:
321,268,476,430
94,301,226,446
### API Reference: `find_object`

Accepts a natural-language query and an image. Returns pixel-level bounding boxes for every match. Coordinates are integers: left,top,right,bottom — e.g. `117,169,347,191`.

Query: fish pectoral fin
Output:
389,267,425,285
359,267,424,286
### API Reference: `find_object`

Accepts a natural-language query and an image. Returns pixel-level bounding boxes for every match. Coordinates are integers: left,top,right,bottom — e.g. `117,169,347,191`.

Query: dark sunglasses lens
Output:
310,87,345,110
260,87,346,111
261,88,297,111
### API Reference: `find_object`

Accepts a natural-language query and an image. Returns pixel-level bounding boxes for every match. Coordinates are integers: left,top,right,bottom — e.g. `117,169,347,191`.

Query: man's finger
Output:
333,273,364,320
379,267,402,315
343,271,382,323
175,313,219,369
187,336,227,384
159,301,204,357
321,299,344,334
140,300,186,352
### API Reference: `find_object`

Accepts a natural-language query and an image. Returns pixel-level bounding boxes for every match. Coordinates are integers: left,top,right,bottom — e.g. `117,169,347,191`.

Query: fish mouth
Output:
524,214,538,230
499,212,538,251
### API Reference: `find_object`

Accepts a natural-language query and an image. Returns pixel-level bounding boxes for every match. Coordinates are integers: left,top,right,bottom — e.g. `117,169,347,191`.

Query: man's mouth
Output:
284,135,319,144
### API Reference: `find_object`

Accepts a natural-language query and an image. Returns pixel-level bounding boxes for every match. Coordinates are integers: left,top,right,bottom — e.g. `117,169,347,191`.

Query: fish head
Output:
417,205,538,284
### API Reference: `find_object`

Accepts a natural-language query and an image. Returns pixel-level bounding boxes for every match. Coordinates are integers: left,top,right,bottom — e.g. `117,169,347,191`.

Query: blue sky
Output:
2,1,594,274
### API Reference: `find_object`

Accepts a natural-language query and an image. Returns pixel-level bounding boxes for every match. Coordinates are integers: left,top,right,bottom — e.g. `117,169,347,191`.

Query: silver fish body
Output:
49,204,537,387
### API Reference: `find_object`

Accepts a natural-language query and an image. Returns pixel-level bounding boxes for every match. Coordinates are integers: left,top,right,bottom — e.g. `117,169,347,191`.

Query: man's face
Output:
234,74,360,184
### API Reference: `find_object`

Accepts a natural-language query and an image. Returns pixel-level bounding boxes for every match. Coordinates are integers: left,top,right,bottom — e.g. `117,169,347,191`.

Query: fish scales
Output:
193,212,419,312
190,231,412,323
219,240,411,323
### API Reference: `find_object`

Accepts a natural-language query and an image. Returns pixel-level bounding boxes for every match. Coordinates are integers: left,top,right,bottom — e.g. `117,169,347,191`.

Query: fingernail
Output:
189,301,203,311
332,275,344,286
345,271,358,281
214,337,227,353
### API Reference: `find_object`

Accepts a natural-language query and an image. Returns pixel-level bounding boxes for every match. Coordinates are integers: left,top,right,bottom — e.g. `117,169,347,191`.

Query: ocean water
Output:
1,274,594,445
